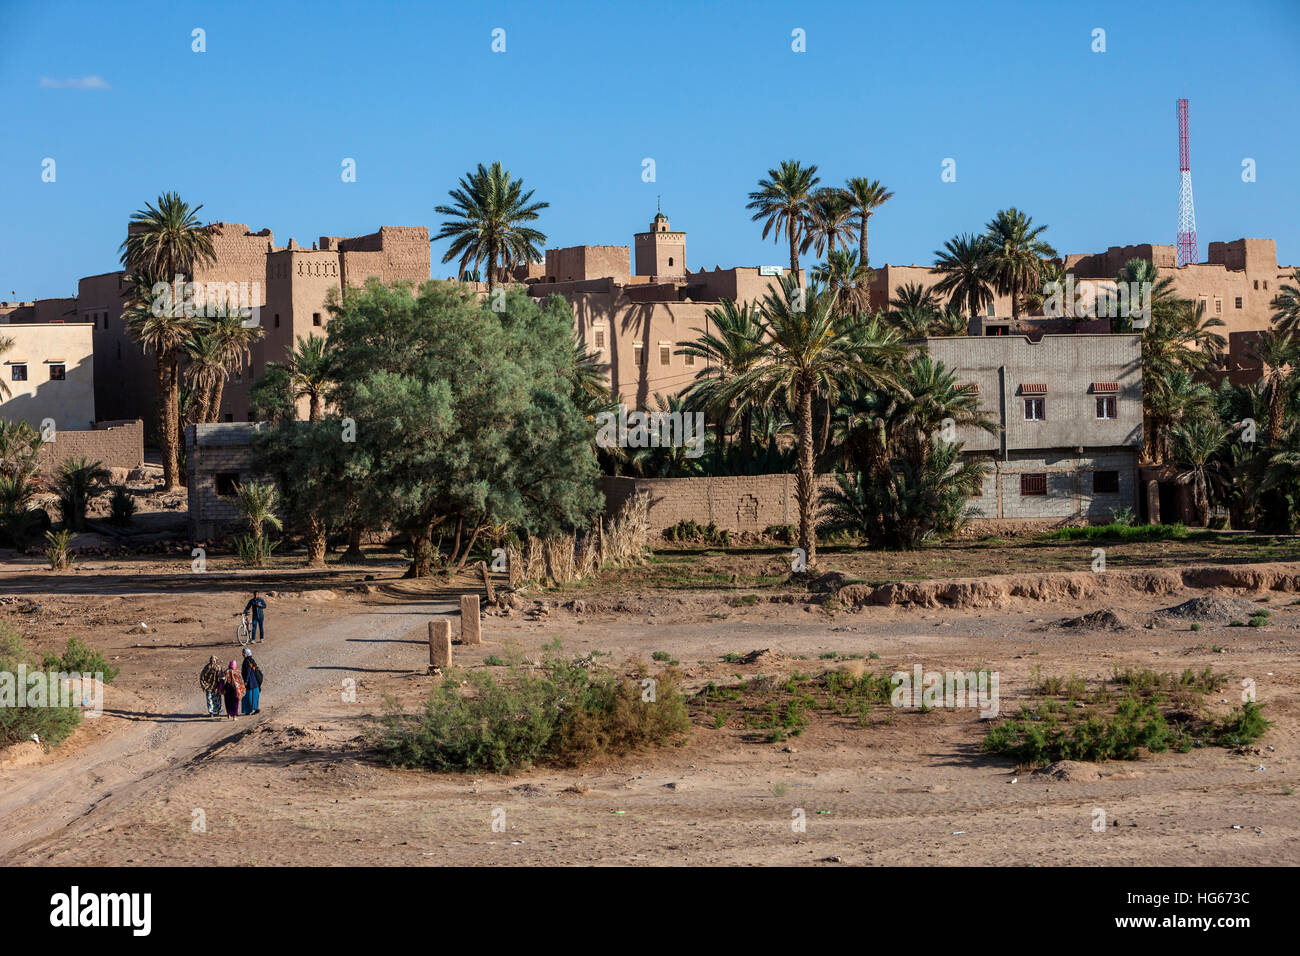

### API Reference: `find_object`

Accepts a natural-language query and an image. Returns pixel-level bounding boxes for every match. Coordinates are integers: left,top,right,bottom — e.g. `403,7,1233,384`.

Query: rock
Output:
1033,760,1102,782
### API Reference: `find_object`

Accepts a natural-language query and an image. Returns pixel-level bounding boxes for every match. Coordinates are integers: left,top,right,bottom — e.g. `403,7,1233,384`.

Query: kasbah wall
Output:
35,418,144,477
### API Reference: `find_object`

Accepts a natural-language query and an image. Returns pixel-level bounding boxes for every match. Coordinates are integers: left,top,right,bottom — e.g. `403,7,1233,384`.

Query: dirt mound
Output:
834,561,1300,610
808,571,849,593
738,648,781,665
1058,608,1136,630
1157,596,1261,622
1033,760,1102,782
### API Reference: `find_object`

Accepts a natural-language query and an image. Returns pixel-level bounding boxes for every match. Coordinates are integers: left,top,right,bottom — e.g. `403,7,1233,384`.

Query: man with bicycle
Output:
242,591,267,643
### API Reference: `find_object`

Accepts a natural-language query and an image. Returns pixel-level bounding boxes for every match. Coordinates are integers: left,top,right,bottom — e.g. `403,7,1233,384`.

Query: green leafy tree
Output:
1170,419,1230,527
433,162,549,292
323,281,600,577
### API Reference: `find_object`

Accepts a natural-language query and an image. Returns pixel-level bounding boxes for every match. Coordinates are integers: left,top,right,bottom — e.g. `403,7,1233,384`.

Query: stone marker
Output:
460,594,482,645
428,619,452,673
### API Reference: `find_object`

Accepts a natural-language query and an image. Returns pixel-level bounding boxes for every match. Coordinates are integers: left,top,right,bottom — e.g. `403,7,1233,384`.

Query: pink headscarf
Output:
228,661,238,670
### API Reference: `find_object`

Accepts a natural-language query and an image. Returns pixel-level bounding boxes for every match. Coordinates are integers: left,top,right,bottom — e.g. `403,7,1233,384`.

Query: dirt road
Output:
0,594,455,862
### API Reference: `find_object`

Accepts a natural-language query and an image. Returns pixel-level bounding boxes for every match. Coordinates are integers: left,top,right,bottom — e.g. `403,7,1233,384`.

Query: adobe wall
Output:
545,245,629,283
36,419,144,477
601,473,840,534
76,271,157,435
0,322,96,429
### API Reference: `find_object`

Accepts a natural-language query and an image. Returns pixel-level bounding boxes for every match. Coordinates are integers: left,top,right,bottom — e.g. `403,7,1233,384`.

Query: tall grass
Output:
1041,523,1189,542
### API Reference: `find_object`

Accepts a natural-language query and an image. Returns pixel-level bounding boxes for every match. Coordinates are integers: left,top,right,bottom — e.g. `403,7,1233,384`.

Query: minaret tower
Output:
634,200,686,278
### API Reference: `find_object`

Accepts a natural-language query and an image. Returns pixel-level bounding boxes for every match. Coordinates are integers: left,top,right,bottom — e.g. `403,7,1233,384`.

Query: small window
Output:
633,344,645,366
1264,281,1269,290
1254,280,1259,290
1214,298,1222,314
1024,397,1045,420
594,327,606,350
1020,473,1047,496
1095,396,1117,419
274,313,281,328
49,364,66,381
1093,470,1120,495
10,364,27,382
659,344,671,366
223,413,234,423
313,312,322,326
1234,297,1243,309
668,257,674,267
684,351,695,367
215,473,240,497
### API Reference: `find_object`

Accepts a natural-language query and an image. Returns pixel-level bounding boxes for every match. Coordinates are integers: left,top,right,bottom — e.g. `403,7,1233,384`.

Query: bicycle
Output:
235,614,252,646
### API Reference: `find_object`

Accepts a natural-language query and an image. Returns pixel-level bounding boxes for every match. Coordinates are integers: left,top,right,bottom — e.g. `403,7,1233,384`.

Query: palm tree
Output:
0,420,44,480
932,233,995,322
234,480,282,567
812,250,874,319
746,161,820,277
119,193,216,490
1146,369,1214,465
54,457,110,532
1171,419,1230,526
801,188,855,261
284,335,330,423
843,178,894,268
433,162,549,292
982,208,1057,319
887,282,942,337
0,336,13,400
1250,331,1299,443
182,326,226,426
122,271,191,491
677,299,765,456
1272,270,1300,335
205,310,262,423
721,274,904,567
1112,258,1178,331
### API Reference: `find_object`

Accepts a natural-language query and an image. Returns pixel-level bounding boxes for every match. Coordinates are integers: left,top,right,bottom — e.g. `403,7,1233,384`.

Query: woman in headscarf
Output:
199,655,223,718
220,660,246,718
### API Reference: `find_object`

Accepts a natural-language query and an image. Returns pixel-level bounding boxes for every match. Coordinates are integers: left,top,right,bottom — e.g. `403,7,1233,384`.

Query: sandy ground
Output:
1,556,1297,866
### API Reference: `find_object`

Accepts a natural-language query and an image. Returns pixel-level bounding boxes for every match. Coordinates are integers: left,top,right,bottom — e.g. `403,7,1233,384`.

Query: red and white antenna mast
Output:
1176,98,1198,267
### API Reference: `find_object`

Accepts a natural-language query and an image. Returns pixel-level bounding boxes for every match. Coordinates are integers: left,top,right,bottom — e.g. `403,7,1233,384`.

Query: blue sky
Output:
2,0,1298,299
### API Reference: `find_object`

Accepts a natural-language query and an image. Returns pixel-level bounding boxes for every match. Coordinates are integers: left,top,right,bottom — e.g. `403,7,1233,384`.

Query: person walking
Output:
199,655,223,718
243,592,267,643
241,647,264,715
220,661,245,718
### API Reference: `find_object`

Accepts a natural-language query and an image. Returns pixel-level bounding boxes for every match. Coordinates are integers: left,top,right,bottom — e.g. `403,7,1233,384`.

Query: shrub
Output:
54,457,110,532
1042,523,1189,542
41,637,118,684
108,486,136,528
370,656,689,774
0,625,83,749
43,529,75,570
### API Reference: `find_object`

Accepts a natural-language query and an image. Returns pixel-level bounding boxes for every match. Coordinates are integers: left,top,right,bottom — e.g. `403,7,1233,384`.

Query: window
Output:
594,327,606,350
10,364,27,382
313,312,322,326
1093,470,1120,495
633,343,644,366
223,413,234,423
684,351,695,367
49,364,66,381
1235,297,1243,309
1254,280,1260,290
1096,396,1117,419
668,257,674,267
274,313,281,329
659,344,671,366
1024,397,1045,420
1214,298,1222,314
1020,473,1047,496
215,473,240,497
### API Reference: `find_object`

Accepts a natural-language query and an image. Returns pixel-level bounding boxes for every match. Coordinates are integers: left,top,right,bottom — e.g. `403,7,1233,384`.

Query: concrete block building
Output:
185,422,259,540
924,334,1144,521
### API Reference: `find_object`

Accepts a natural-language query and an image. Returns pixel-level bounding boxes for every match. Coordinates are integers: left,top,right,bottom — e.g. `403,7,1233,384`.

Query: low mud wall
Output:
834,562,1300,610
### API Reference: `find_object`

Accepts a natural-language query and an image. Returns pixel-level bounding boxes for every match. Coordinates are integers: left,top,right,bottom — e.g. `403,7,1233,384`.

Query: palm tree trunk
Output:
796,383,817,569
487,245,497,295
342,524,365,563
860,216,869,268
407,520,434,578
788,218,799,278
306,513,327,567
309,394,322,423
159,351,181,490
208,376,226,424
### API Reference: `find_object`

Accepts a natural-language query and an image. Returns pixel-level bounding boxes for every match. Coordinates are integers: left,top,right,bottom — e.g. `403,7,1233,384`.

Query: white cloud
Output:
39,75,110,90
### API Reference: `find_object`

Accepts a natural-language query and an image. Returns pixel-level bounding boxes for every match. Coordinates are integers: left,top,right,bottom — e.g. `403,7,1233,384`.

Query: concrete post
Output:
428,619,452,673
460,594,481,645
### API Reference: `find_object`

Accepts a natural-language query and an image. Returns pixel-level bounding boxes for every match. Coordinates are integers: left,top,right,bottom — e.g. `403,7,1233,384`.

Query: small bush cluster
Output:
0,626,83,749
371,656,690,774
41,636,119,684
663,519,731,546
1041,523,1189,542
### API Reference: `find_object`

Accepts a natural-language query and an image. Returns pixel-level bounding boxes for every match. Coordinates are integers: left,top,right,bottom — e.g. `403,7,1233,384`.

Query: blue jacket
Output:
244,597,266,620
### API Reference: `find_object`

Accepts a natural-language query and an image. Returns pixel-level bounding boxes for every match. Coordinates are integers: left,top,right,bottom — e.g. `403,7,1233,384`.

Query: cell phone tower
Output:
1176,98,1198,267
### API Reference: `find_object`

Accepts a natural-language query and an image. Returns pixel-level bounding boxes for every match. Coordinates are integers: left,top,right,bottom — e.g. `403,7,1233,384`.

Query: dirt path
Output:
0,596,455,862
